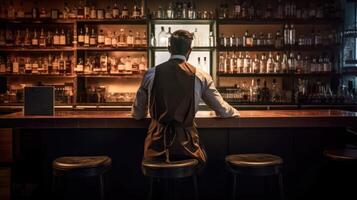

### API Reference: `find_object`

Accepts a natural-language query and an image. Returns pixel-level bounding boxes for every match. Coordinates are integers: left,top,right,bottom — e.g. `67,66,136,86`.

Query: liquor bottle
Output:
127,30,134,47
59,29,66,46
65,55,71,74
105,31,112,47
39,29,46,47
289,24,296,45
281,52,288,73
7,1,15,19
139,55,147,73
84,26,90,47
84,1,90,19
75,58,84,73
112,32,118,47
46,30,53,47
141,32,147,47
47,54,53,74
58,54,65,74
112,2,119,19
5,29,14,46
276,0,284,19
267,52,275,73
5,56,12,73
233,0,241,18
32,58,39,74
98,29,105,47
53,29,60,46
105,6,112,19
77,0,84,19
274,53,282,73
125,56,132,74
271,79,280,102
230,34,236,47
275,31,283,48
32,29,39,47
244,53,252,73
167,27,172,45
90,6,97,19
261,80,270,102
167,2,174,19
32,1,39,19
89,28,97,47
17,1,25,18
252,54,260,73
97,8,104,20
259,53,267,73
118,29,127,47
134,32,141,47
12,57,19,74
66,29,72,46
122,5,129,19
14,30,22,47
243,30,253,47
63,1,70,19
237,52,244,73
150,32,156,47
25,57,32,73
303,56,310,74
132,5,140,19
252,34,257,46
284,24,290,45
295,53,303,74
209,31,215,47
288,52,296,73
118,57,126,74
158,26,167,47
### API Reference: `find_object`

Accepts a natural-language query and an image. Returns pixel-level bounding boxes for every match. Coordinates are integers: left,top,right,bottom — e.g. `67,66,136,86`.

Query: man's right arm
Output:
201,75,240,118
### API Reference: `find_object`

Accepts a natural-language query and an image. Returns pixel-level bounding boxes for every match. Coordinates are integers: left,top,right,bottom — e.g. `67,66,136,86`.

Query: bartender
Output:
132,30,239,168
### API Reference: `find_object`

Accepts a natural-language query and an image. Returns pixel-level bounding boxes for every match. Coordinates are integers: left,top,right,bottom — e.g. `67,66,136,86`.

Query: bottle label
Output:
78,35,84,43
98,35,105,44
60,36,66,45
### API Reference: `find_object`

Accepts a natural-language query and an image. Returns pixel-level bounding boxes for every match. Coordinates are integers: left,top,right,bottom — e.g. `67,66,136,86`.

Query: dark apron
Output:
143,59,207,167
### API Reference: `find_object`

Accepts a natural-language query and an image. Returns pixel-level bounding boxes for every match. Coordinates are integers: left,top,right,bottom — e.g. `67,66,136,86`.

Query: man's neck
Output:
170,55,187,62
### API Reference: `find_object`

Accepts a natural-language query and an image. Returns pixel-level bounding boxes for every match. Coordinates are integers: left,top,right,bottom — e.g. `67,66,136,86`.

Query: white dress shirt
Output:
131,55,240,119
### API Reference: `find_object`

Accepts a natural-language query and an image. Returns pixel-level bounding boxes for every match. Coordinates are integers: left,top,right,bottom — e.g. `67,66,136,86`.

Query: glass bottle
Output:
78,28,84,46
89,28,97,47
122,4,129,19
59,29,66,46
31,29,39,47
127,30,134,47
158,26,167,47
134,32,141,47
84,26,90,47
98,29,105,47
111,32,118,47
105,31,112,47
39,29,46,47
53,29,60,46
112,2,119,19
118,29,127,47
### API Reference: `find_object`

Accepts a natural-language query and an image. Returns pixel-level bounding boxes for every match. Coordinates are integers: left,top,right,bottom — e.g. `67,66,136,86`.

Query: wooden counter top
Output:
0,110,356,128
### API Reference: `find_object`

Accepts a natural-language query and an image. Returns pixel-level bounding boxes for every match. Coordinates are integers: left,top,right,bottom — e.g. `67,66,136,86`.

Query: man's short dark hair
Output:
169,30,193,55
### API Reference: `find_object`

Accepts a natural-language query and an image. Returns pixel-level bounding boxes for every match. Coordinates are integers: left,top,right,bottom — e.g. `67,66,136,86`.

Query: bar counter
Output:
2,109,357,200
1,109,357,128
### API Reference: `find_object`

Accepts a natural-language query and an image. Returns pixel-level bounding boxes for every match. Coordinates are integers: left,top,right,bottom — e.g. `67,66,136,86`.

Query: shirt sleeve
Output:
201,75,240,118
131,70,153,120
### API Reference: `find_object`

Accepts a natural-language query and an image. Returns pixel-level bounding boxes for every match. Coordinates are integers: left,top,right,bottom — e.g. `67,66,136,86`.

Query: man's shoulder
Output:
194,66,212,83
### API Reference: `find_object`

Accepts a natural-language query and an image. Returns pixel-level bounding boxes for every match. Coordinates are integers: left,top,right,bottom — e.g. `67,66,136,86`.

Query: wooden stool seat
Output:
226,154,283,167
142,159,198,179
324,148,357,161
142,159,199,200
226,154,284,200
52,156,112,200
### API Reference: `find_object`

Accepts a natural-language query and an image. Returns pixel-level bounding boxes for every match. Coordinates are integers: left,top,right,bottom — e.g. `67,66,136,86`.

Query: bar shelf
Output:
76,74,144,78
76,19,147,24
76,47,147,51
0,18,76,24
150,19,214,25
218,45,339,52
218,18,342,25
150,47,215,51
0,47,75,52
0,73,76,78
217,73,336,77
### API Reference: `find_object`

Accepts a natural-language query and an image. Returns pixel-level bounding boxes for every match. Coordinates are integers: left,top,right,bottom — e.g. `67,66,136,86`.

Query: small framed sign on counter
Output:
24,86,54,116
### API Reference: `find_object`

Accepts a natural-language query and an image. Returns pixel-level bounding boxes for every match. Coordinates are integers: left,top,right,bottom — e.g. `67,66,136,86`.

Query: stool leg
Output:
278,173,285,200
99,175,104,200
193,174,199,200
148,177,154,200
232,173,237,200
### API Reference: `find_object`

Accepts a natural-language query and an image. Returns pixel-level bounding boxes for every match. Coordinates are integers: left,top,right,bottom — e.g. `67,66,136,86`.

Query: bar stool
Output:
142,159,199,200
52,156,112,200
323,148,357,198
225,154,284,200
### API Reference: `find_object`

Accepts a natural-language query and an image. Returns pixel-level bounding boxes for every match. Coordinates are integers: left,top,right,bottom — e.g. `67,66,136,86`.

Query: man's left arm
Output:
131,70,153,119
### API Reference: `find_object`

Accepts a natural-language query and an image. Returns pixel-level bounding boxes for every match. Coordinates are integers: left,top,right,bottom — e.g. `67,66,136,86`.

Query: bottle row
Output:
152,1,214,20
296,79,356,104
2,82,75,104
153,26,215,47
75,54,147,75
0,54,74,75
77,27,147,48
84,87,136,103
219,27,339,48
1,1,144,20
219,78,289,103
218,52,333,75
219,0,341,19
0,54,148,76
0,28,73,48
